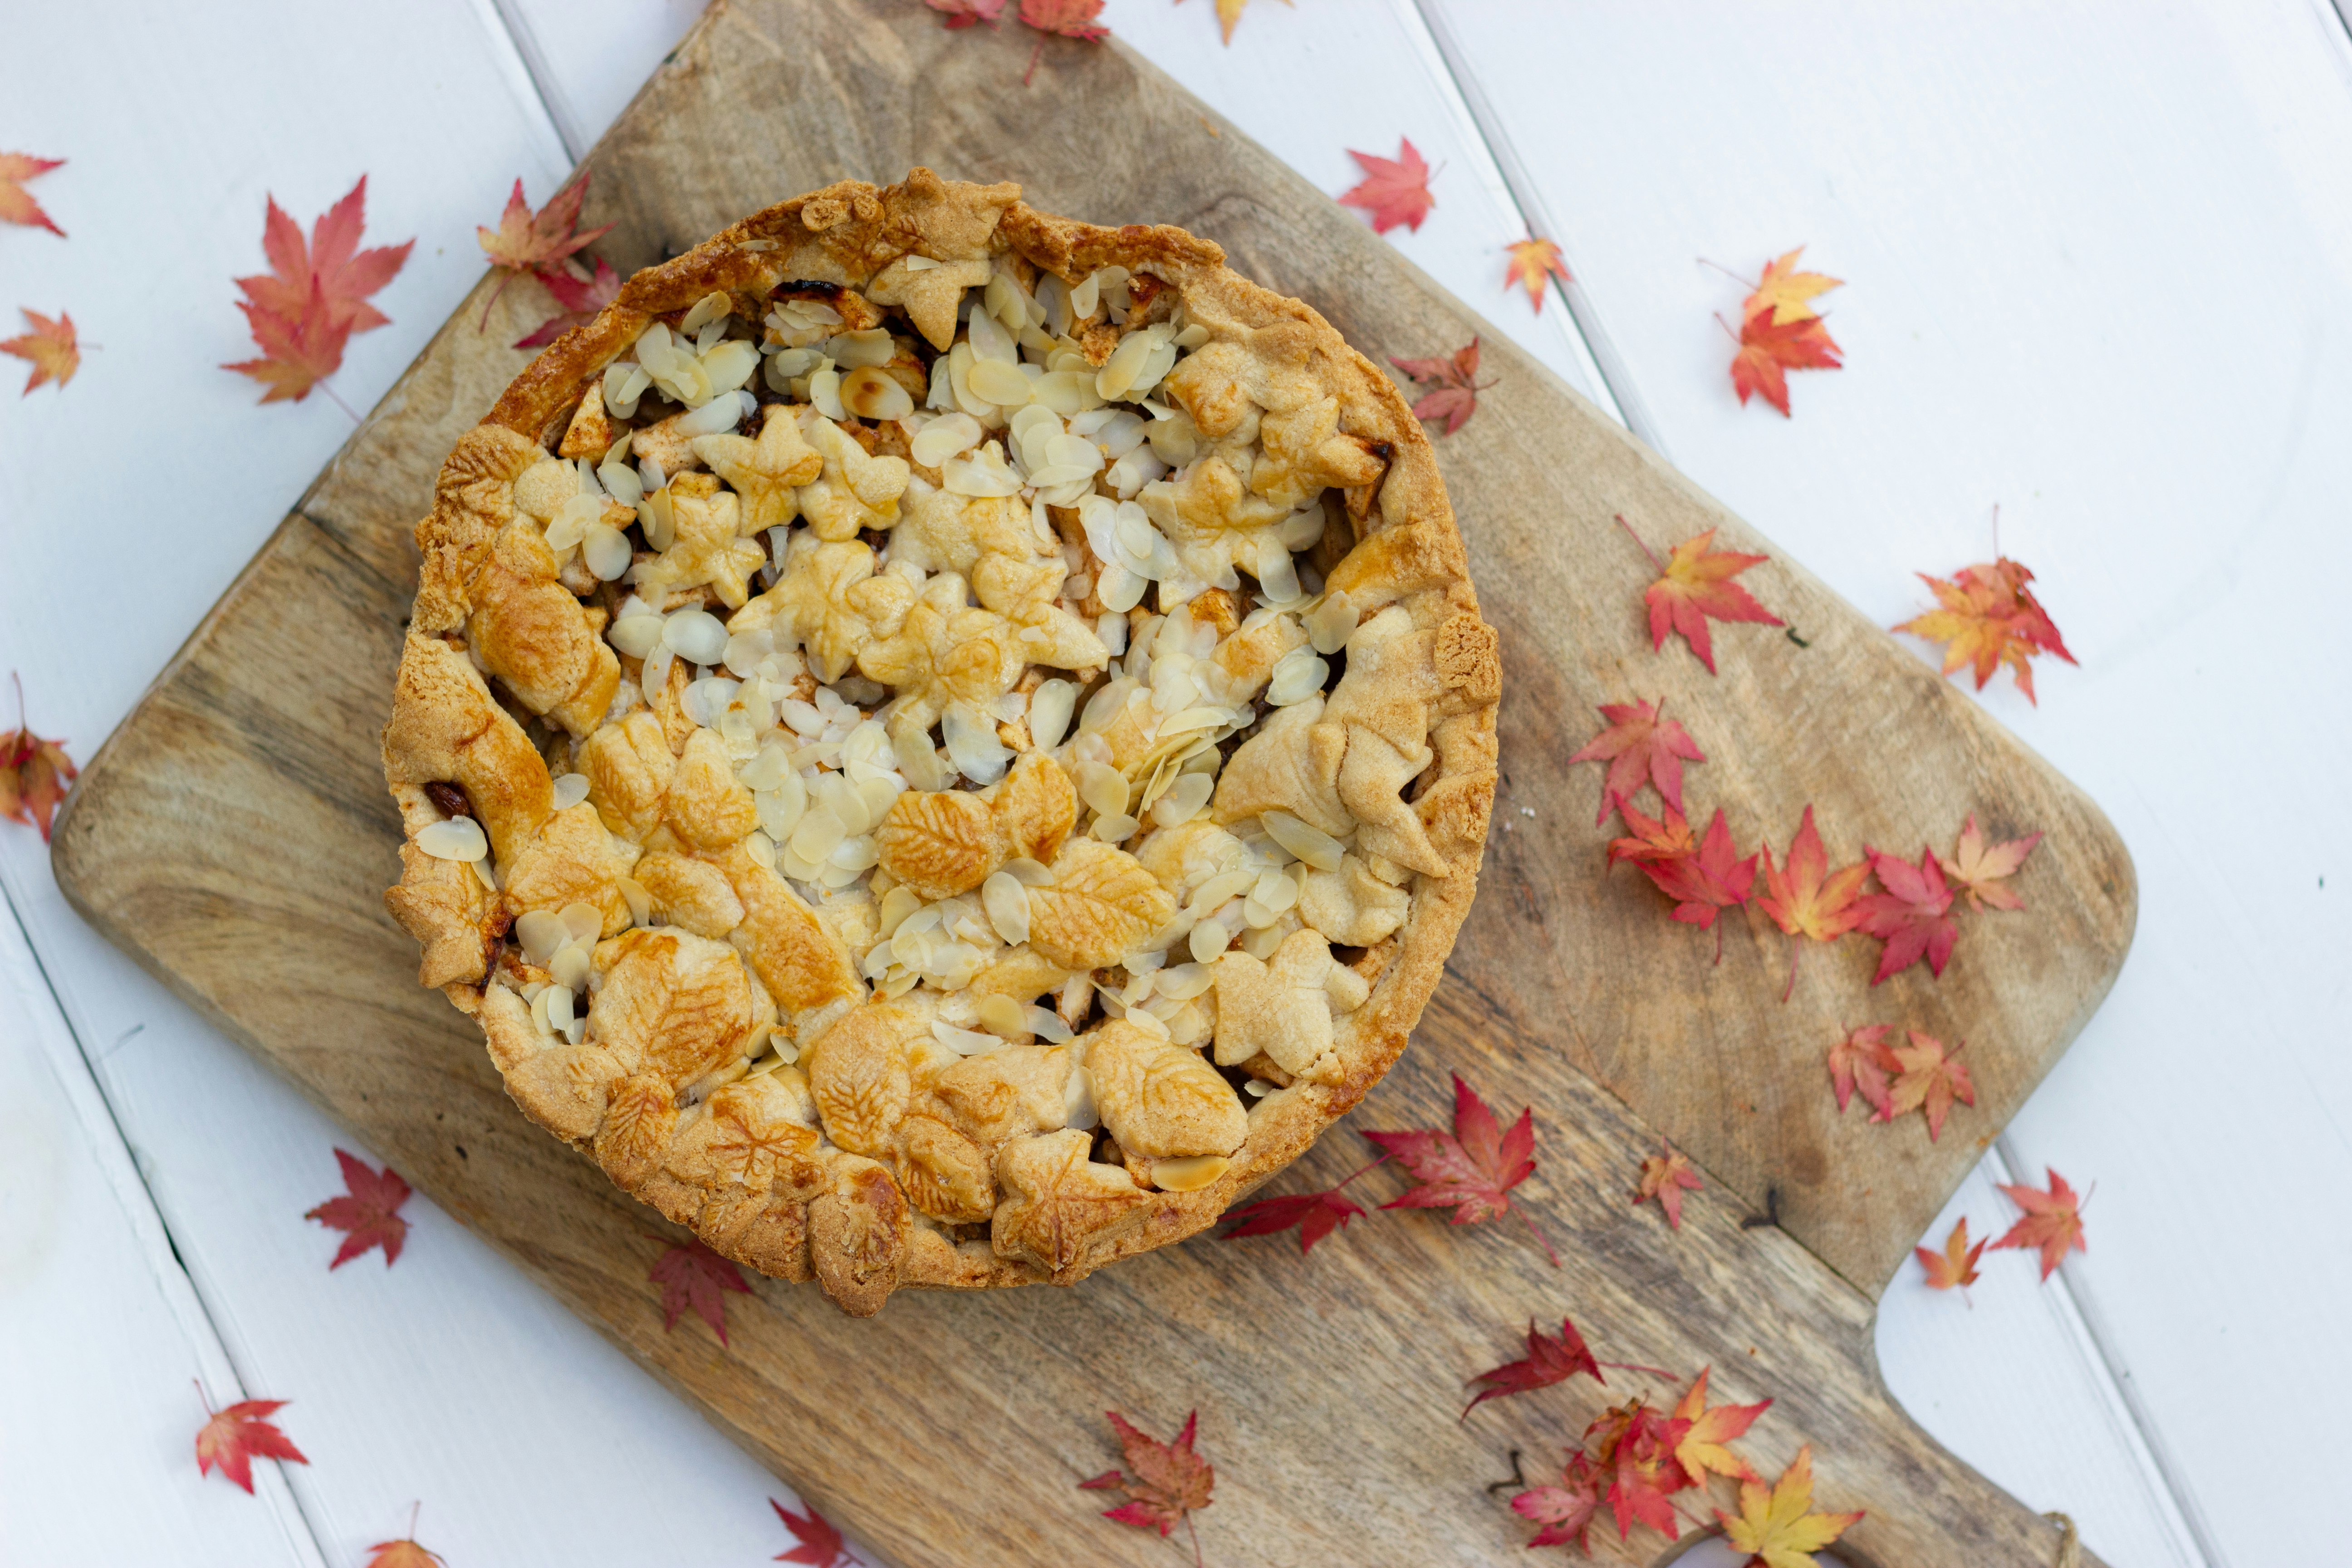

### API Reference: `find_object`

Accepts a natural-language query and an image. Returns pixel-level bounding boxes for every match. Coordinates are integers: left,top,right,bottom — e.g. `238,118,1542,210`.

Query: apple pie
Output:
382,170,1499,1315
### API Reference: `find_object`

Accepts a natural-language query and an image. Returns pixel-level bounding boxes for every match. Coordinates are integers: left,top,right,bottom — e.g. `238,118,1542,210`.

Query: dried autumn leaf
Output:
924,0,1006,24
1217,1155,1380,1254
1,675,77,842
1618,517,1784,675
1389,337,1492,436
1731,311,1843,417
1607,798,1697,873
1990,1167,2089,1280
1716,1444,1863,1568
1825,1024,1897,1118
771,1497,853,1566
1338,137,1436,235
1916,1217,1987,1292
1876,1030,1975,1142
1856,845,1959,985
0,151,66,235
1178,0,1279,43
1939,812,2042,912
1363,1072,1561,1266
1462,1316,1604,1420
1743,246,1843,326
1513,1451,1603,1552
1615,804,1756,960
1672,1367,1770,1484
515,255,622,349
194,1390,309,1493
1505,236,1572,312
1634,1140,1703,1230
1015,0,1109,81
363,1512,447,1568
304,1147,412,1269
1587,1399,1694,1541
237,176,413,339
225,284,351,404
1895,556,2076,705
1084,1410,1214,1567
1755,805,1868,1000
477,174,614,327
1568,698,1705,827
649,1238,751,1343
3,308,80,394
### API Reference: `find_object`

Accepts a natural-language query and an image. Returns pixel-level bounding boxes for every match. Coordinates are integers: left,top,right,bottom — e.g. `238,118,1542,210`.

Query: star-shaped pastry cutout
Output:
972,553,1111,672
729,534,914,683
1211,927,1343,1082
992,1128,1148,1275
892,478,1047,578
1251,395,1384,510
692,402,823,533
865,255,993,351
856,571,1026,729
635,472,769,610
1140,453,1293,587
797,412,912,541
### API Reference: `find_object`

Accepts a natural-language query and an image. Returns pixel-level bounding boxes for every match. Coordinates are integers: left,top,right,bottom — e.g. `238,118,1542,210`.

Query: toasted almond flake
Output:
966,306,1017,363
544,983,575,1031
976,992,1029,1038
514,909,568,964
557,902,603,946
789,806,846,863
549,943,593,994
1261,809,1346,872
841,365,914,421
1238,921,1287,960
1305,589,1358,654
943,701,1010,785
910,411,984,468
615,876,651,928
1147,770,1212,829
1075,760,1128,818
1090,812,1140,843
981,871,1032,946
417,816,488,862
662,608,729,665
967,357,1033,407
1029,679,1077,750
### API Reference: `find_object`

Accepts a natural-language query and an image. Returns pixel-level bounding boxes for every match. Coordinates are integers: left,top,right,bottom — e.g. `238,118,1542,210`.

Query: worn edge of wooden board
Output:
47,4,2126,1564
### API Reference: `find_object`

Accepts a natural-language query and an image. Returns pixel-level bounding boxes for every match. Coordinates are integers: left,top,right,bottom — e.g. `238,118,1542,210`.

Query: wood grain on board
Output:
51,3,2132,1563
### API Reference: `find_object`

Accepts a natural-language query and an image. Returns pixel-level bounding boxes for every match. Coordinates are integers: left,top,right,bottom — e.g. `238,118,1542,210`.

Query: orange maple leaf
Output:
1916,1217,1987,1292
1634,1140,1702,1229
2,308,80,395
1731,310,1843,416
1617,517,1784,674
0,151,66,235
193,1388,309,1493
363,1508,446,1568
1939,812,2043,911
1990,1167,2089,1280
1081,1410,1214,1566
1743,246,1842,325
225,283,352,405
1179,0,1283,44
477,174,614,327
304,1148,412,1269
1755,804,1869,1000
224,177,410,407
1586,1399,1695,1541
1,674,77,842
1568,698,1705,827
1505,236,1571,312
1875,1030,1975,1142
1826,1024,1897,1117
1895,555,2076,704
771,1496,854,1566
1339,137,1436,234
1672,1367,1771,1483
1716,1445,1863,1568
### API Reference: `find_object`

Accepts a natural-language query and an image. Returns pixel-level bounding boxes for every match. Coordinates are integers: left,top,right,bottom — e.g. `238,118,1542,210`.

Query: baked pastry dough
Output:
382,171,1499,1315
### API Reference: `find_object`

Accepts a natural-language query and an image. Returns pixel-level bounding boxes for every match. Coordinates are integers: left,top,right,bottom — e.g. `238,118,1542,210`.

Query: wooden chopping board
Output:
52,3,2135,1563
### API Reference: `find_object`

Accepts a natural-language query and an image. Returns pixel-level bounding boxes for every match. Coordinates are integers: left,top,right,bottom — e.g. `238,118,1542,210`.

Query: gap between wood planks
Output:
0,877,331,1568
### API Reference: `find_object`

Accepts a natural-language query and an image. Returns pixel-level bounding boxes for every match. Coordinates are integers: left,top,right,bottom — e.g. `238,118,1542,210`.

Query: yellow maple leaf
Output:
1716,1446,1863,1568
1,308,81,394
1504,237,1571,313
1182,0,1289,45
1743,246,1842,325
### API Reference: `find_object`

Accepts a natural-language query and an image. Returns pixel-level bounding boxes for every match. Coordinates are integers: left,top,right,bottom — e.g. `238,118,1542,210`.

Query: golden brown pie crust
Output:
382,170,1499,1315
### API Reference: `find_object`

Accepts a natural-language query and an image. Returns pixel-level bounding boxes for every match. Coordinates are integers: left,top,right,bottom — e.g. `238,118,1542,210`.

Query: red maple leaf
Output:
0,151,66,235
1568,698,1705,827
1634,1140,1703,1230
225,283,353,405
1729,309,1843,416
2,673,77,842
1896,556,2076,704
1754,805,1869,1000
924,0,1006,24
771,1497,853,1566
1916,1217,1987,1293
1607,797,1698,873
304,1147,412,1269
1363,1073,1560,1266
3,308,82,394
1990,1168,2089,1280
1218,1154,1382,1254
1617,516,1783,674
1009,0,1109,81
1513,1451,1603,1551
1617,805,1756,960
1672,1367,1770,1484
515,256,623,349
1338,137,1436,234
1939,812,2042,912
1586,1400,1694,1542
477,174,614,328
1388,337,1492,436
1826,1024,1897,1117
193,1388,309,1493
1082,1410,1214,1567
1875,1030,1975,1141
236,176,413,339
1504,236,1572,312
1462,1316,1604,1420
1856,845,1959,984
649,1238,751,1343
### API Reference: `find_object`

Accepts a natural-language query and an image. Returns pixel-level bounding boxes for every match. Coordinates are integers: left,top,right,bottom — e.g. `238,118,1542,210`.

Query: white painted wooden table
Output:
4,2,2346,1563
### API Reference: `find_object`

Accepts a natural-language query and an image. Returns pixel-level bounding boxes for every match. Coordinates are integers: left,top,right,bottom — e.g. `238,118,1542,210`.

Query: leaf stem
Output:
1711,310,1745,345
1595,1359,1678,1380
1186,1510,1202,1568
1517,1207,1563,1269
1612,513,1664,573
1696,256,1760,291
320,380,361,426
1328,1152,1391,1193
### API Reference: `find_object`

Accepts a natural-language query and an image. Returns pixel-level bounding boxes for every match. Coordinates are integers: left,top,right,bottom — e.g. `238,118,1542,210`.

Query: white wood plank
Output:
1426,2,2352,1564
0,893,321,1568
